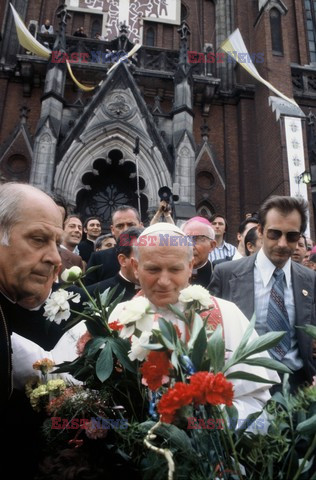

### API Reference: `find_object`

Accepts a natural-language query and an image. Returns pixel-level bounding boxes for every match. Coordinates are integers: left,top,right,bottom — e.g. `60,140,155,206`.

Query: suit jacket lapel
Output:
291,262,313,327
228,255,256,320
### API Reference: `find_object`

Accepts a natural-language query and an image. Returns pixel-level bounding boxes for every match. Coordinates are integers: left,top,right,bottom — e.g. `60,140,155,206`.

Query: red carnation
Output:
157,382,193,423
189,371,234,406
140,351,172,391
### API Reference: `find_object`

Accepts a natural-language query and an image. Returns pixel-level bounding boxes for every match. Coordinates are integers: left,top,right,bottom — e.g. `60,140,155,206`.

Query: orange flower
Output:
140,351,172,391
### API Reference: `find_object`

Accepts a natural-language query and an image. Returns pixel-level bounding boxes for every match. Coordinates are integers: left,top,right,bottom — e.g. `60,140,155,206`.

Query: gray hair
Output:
0,183,25,245
133,232,193,262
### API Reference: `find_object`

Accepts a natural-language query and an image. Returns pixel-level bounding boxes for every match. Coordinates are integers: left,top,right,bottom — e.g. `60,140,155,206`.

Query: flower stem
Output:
292,433,316,480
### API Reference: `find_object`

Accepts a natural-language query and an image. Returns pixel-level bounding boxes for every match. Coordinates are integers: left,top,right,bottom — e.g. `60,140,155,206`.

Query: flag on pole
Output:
220,28,298,107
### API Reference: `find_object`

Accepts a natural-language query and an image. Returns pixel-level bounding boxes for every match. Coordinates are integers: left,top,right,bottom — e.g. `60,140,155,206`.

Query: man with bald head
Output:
0,182,64,476
109,223,279,421
182,219,216,289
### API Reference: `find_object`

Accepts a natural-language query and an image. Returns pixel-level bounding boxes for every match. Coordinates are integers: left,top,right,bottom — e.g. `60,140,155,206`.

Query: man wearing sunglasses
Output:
209,195,316,391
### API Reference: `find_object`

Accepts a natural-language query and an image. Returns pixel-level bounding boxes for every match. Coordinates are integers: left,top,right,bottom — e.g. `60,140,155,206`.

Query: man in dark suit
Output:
0,183,64,478
209,195,316,390
76,227,143,303
84,205,142,285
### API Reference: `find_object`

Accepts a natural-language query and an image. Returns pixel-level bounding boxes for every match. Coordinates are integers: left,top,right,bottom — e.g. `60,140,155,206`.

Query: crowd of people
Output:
1,182,315,478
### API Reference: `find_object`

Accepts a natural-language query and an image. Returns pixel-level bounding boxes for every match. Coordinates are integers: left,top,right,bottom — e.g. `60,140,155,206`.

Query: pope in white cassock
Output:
13,223,280,430
108,223,280,427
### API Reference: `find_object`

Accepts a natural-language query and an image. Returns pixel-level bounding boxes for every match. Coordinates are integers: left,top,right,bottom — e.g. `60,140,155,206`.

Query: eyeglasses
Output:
191,235,213,244
266,229,301,243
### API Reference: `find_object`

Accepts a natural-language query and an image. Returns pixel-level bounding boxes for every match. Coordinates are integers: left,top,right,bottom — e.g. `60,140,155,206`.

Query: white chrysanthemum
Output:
119,297,154,338
179,285,213,309
43,289,81,324
61,266,82,283
128,331,152,361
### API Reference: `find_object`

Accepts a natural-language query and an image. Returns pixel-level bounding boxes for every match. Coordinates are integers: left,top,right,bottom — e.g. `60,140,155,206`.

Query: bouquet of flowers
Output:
35,266,316,479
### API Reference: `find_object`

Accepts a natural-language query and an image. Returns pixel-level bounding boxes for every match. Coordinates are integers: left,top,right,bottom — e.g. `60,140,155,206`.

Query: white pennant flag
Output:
220,28,298,107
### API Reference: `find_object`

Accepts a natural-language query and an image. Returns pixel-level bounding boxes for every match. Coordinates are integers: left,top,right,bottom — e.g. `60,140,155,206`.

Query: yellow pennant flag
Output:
65,59,95,92
220,28,298,107
10,3,51,59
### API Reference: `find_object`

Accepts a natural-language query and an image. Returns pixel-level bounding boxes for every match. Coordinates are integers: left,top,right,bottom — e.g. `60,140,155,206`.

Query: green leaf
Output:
96,341,113,382
103,285,119,307
207,325,225,373
240,331,286,358
140,343,164,351
168,304,188,323
225,371,279,384
296,413,316,434
187,313,204,349
223,331,286,372
171,350,179,370
232,313,257,357
86,336,106,356
296,324,316,340
224,404,239,423
191,327,207,371
242,357,292,374
235,410,263,434
105,288,126,316
158,317,175,345
107,337,136,373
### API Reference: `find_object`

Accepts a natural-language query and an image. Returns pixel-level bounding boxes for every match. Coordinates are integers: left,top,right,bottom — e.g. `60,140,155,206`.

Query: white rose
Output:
61,266,82,283
128,331,152,361
179,285,213,309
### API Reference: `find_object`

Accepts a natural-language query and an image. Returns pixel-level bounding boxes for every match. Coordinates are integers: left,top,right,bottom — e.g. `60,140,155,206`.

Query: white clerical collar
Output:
192,260,208,273
256,248,291,287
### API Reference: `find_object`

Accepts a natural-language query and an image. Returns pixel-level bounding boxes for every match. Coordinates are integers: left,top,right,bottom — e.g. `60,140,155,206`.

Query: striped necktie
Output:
267,268,291,360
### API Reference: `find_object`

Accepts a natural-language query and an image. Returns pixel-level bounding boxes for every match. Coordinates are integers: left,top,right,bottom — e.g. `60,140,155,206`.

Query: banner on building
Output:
66,0,181,43
284,116,310,234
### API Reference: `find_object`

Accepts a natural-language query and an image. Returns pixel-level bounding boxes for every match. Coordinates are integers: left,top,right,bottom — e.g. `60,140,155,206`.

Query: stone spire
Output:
30,3,70,192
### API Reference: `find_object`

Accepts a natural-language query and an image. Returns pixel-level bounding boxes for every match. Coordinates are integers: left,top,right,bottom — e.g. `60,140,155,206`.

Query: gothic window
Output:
270,8,283,55
76,150,148,228
145,27,155,47
304,0,316,63
181,3,188,21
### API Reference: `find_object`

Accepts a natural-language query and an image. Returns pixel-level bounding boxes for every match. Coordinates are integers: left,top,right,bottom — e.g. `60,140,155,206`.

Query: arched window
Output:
304,0,316,63
91,18,102,39
145,27,155,47
270,8,283,54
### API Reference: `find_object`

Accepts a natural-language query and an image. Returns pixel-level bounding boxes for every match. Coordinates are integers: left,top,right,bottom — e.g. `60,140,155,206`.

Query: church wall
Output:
0,0,315,236
0,82,41,144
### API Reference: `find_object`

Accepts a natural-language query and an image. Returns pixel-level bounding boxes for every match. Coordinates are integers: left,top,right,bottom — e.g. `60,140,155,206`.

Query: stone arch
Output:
54,124,172,218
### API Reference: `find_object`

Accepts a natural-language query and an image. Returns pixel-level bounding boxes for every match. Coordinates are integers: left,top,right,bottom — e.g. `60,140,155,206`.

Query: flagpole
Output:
133,136,141,217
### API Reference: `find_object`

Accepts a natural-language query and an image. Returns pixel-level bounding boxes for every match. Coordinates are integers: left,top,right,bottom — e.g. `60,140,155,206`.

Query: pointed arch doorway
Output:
75,149,148,230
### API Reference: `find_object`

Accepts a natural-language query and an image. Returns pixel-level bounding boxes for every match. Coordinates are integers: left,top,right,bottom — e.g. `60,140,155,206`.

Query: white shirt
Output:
254,249,303,371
